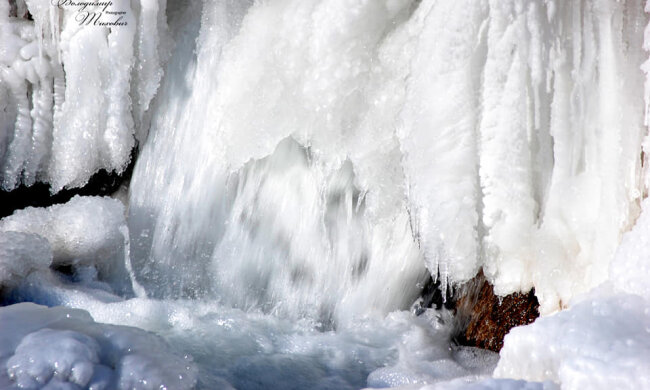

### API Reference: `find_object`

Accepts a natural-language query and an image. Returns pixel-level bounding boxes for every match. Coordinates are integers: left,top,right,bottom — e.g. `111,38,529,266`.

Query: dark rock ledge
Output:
0,149,137,219
419,270,540,353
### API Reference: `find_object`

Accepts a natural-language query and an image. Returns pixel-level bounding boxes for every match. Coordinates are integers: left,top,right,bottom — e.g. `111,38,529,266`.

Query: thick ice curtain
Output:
127,0,648,319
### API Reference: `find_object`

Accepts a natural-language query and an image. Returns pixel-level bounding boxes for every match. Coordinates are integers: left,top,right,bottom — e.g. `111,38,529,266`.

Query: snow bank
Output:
0,302,197,389
494,291,650,389
0,196,136,296
494,198,650,389
0,0,168,192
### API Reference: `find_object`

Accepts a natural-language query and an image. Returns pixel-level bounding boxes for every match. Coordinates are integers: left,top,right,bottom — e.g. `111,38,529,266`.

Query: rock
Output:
454,271,540,352
0,149,137,219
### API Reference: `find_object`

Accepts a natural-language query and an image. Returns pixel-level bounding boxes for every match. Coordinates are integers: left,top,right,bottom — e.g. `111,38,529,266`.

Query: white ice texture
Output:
492,198,650,390
129,0,649,319
0,0,168,192
0,303,197,390
0,195,137,295
2,0,650,389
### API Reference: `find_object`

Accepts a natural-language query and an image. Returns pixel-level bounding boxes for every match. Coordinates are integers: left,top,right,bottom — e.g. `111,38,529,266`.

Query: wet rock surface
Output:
418,270,540,353
454,271,540,352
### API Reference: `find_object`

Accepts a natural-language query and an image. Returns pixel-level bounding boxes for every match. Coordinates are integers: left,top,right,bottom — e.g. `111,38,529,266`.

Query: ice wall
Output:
0,0,168,192
465,0,648,312
128,0,649,321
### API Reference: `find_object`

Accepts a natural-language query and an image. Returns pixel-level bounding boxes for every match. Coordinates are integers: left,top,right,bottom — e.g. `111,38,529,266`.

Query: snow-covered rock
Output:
0,196,137,296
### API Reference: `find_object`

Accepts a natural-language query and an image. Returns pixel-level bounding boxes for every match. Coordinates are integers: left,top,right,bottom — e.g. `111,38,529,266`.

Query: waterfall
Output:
1,0,650,388
129,0,647,318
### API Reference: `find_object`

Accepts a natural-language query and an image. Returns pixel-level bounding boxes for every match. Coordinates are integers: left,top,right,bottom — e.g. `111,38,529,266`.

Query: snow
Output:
495,291,650,389
0,196,137,296
493,199,650,389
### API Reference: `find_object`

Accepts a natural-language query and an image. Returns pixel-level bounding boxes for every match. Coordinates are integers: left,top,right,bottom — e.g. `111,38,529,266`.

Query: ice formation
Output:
492,198,650,388
0,303,197,389
1,0,650,389
0,195,138,295
0,0,167,192
0,231,51,288
128,0,648,318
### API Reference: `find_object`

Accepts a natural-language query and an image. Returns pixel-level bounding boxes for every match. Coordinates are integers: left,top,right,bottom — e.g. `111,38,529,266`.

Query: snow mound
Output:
494,292,650,390
0,196,125,265
494,198,650,389
0,196,136,296
0,303,197,390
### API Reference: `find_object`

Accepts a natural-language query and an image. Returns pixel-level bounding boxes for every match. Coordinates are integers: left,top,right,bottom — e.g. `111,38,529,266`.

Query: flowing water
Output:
2,0,650,388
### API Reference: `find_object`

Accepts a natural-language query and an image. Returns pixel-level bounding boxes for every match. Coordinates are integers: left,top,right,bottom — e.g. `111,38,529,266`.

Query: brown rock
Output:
454,270,539,352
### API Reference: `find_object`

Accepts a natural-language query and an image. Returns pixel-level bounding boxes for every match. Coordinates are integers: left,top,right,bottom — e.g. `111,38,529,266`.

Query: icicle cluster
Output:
128,0,648,318
0,0,168,192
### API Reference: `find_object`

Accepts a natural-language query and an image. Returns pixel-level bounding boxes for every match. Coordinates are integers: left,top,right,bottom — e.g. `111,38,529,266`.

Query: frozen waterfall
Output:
129,0,648,316
1,0,650,389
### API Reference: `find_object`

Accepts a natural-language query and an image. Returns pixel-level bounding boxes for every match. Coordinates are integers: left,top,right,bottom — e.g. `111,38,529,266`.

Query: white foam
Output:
3,271,499,390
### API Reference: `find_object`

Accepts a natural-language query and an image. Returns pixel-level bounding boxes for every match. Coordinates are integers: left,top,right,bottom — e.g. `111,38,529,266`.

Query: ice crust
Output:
0,303,197,390
0,0,168,192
